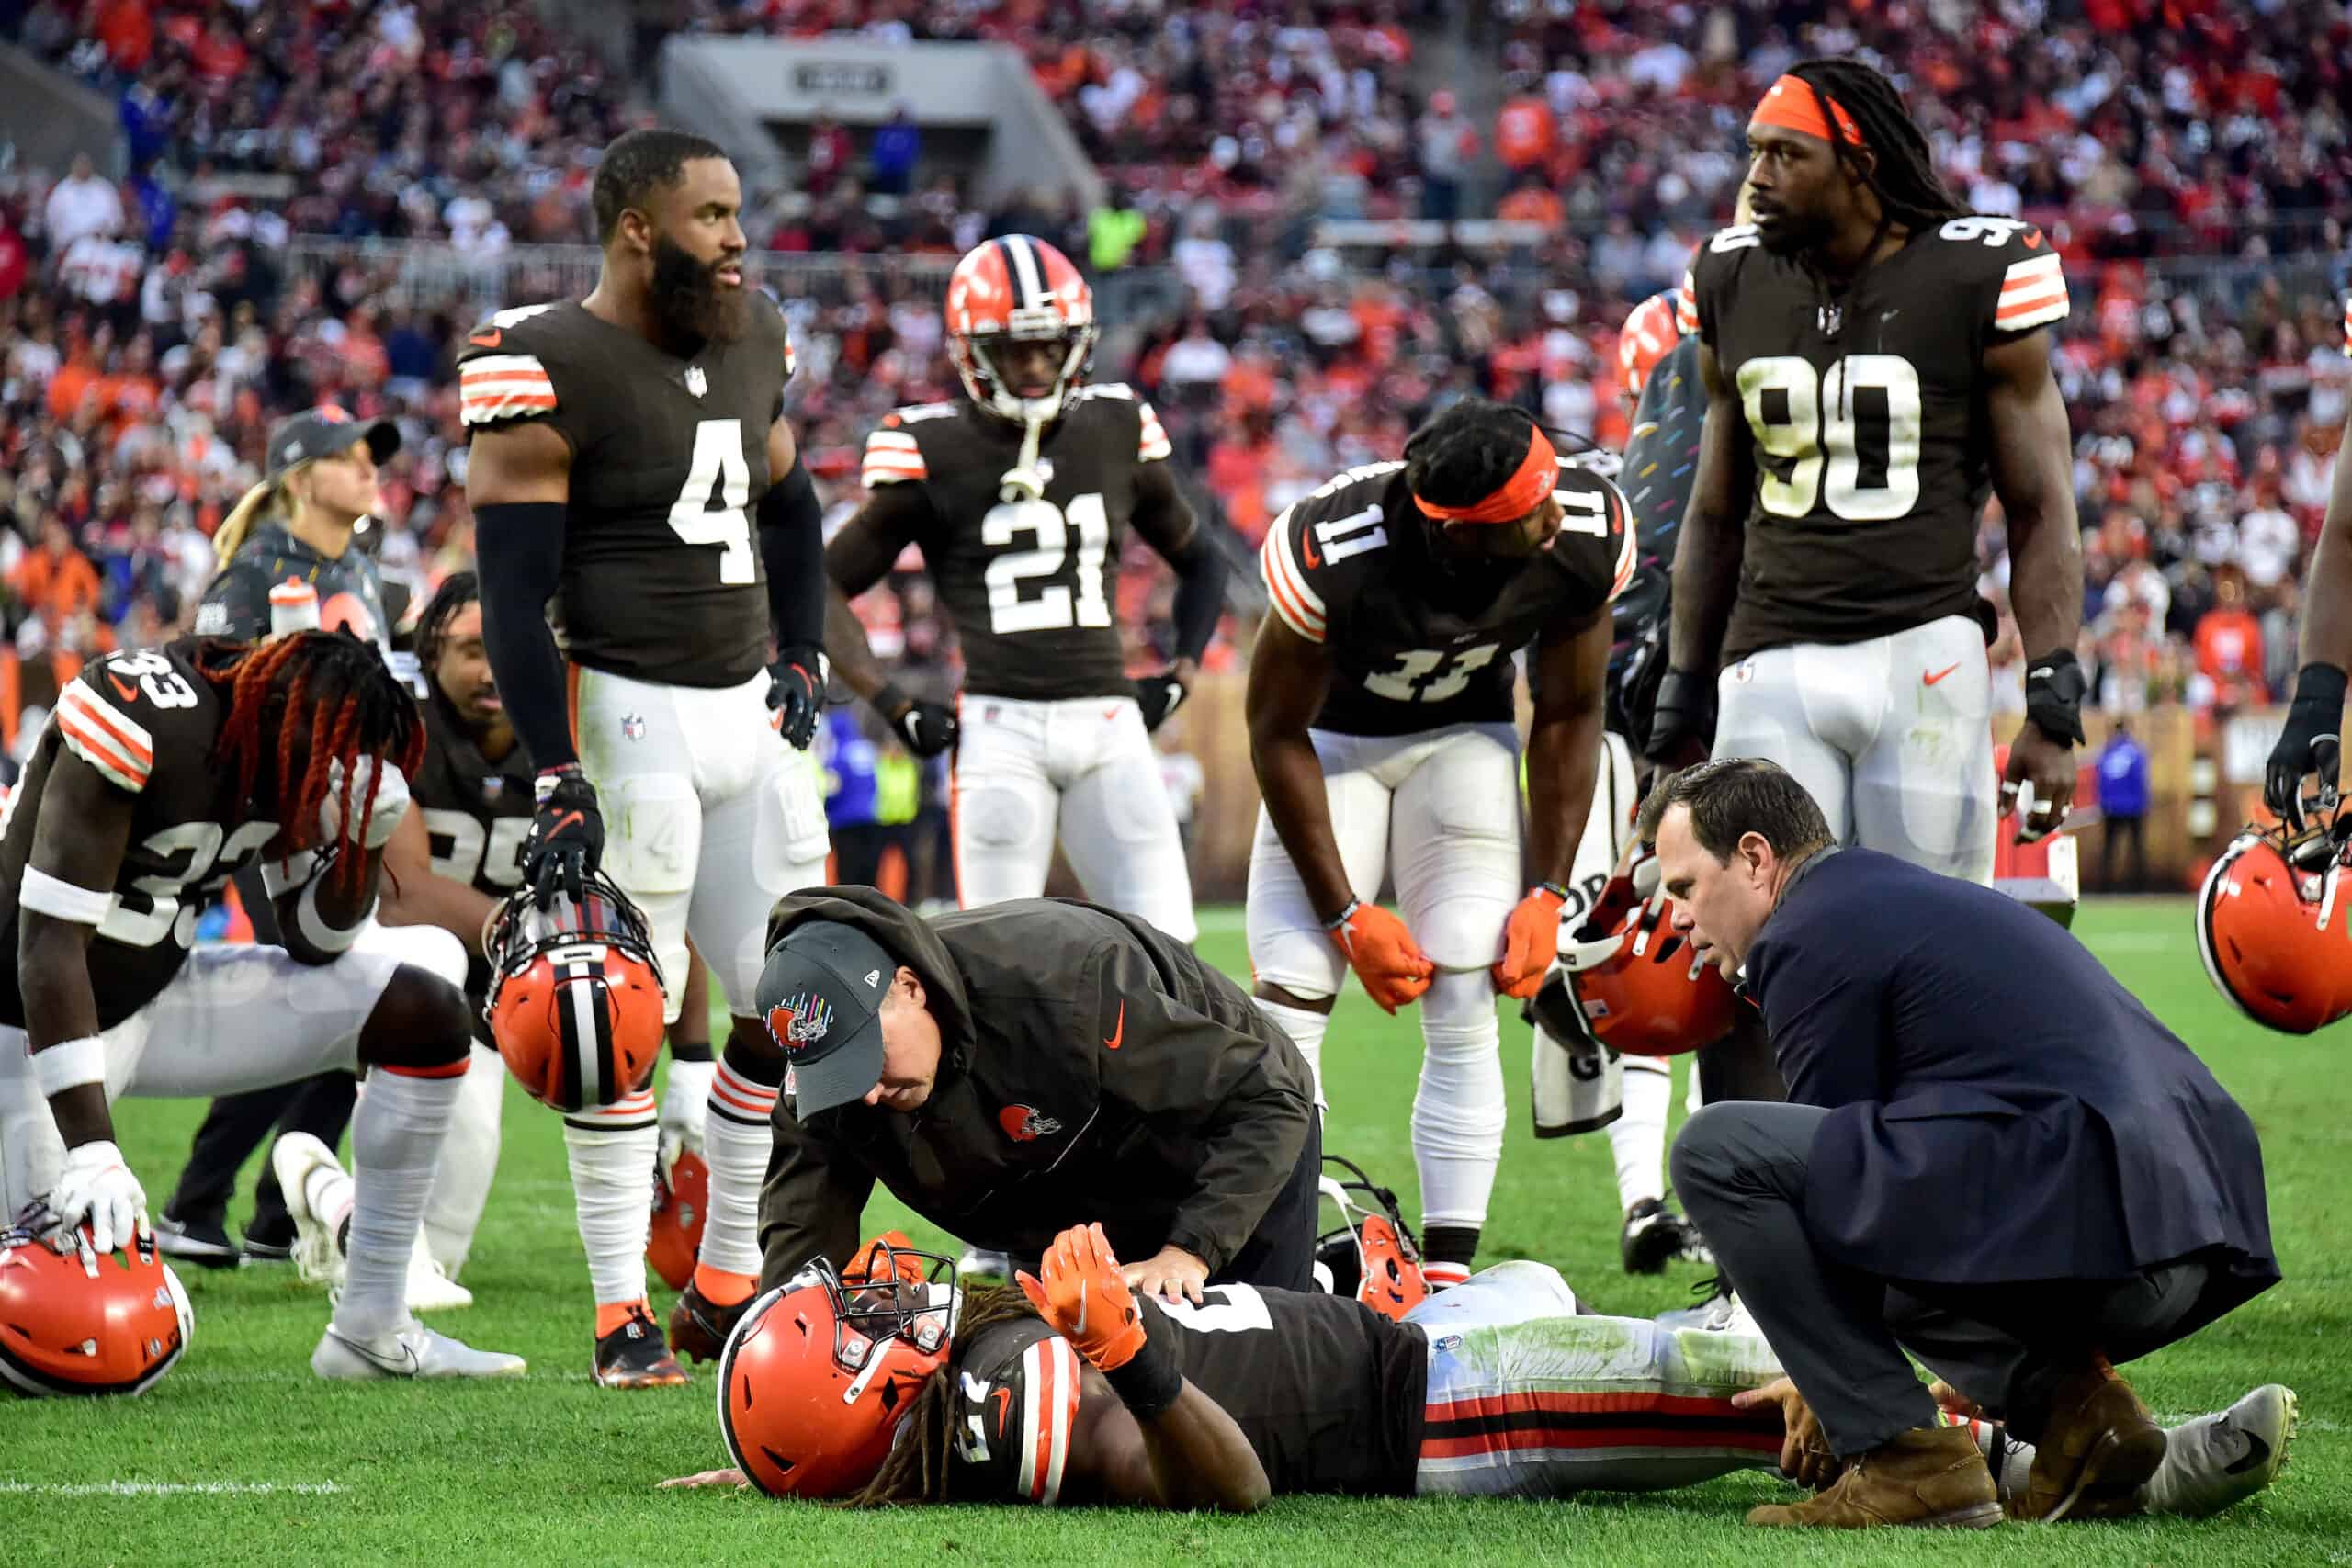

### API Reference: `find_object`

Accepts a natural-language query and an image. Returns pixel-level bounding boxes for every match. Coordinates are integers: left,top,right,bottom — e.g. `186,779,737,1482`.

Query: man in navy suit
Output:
1648,758,2278,1529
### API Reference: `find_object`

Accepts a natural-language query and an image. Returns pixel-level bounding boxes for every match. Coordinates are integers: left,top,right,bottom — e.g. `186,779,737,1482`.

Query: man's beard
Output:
650,235,749,346
1755,206,1833,257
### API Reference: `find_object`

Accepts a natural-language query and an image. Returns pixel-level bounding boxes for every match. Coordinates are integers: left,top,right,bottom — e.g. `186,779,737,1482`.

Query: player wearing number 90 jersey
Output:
462,130,833,1385
1656,60,2084,885
1245,399,1631,1288
823,236,1225,945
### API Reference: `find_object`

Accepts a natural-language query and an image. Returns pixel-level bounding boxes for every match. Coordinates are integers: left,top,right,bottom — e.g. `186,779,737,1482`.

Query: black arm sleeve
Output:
472,500,577,771
759,456,827,649
824,483,934,598
1164,526,1228,665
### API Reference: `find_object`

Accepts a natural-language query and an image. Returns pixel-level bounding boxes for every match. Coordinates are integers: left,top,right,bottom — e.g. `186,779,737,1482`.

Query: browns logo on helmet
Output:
718,1246,962,1498
944,235,1097,424
1616,290,1683,405
0,1208,193,1397
1536,844,1736,1058
483,871,667,1111
2197,819,2352,1035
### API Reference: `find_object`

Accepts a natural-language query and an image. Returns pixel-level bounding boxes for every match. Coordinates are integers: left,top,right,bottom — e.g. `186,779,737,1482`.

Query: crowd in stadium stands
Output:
0,0,2346,786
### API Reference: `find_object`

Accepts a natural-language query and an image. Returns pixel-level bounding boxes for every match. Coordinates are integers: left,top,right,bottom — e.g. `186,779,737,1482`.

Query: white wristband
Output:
18,867,114,925
30,1035,106,1099
261,851,321,900
295,877,373,955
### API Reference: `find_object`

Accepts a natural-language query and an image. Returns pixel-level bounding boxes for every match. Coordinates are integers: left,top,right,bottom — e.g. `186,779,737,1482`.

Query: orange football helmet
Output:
1540,847,1736,1058
483,872,667,1112
1315,1156,1429,1322
1617,290,1682,401
0,1209,193,1396
2197,821,2352,1035
944,235,1097,423
647,1146,709,1292
718,1245,961,1498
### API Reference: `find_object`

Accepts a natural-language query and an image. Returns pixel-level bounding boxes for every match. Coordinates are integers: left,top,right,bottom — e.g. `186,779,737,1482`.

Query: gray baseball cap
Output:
266,405,399,480
757,921,901,1117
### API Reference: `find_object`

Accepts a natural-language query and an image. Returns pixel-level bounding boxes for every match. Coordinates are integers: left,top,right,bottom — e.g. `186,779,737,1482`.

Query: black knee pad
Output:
361,965,473,1074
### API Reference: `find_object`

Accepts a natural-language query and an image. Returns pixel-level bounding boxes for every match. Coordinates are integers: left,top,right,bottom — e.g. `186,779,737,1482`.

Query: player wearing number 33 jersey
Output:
1246,398,1632,1289
1657,60,2085,885
461,130,833,1385
823,236,1226,945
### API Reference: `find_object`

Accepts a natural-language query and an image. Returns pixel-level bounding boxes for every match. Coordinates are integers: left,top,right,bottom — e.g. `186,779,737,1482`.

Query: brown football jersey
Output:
855,388,1178,701
457,295,797,688
1679,215,2069,664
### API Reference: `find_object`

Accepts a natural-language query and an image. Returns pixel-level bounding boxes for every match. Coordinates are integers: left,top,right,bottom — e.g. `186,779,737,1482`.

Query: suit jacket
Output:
1747,848,2277,1332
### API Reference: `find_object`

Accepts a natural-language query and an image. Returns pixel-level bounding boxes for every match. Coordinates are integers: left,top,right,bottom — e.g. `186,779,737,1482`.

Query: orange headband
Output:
1751,73,1869,151
1416,425,1559,525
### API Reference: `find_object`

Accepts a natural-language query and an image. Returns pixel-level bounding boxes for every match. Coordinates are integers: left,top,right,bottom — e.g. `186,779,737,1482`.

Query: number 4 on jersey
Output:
669,419,755,584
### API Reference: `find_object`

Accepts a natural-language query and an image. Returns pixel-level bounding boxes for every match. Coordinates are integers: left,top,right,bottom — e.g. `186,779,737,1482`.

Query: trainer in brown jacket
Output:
753,886,1319,1303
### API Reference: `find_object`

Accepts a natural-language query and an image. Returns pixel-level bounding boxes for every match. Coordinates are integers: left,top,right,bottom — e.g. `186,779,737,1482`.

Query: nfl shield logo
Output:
621,713,647,741
481,776,506,803
684,366,707,398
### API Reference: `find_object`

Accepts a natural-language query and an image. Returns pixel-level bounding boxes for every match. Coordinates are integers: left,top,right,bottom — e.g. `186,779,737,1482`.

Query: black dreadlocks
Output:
412,570,481,679
1785,57,1968,233
842,1283,1044,1508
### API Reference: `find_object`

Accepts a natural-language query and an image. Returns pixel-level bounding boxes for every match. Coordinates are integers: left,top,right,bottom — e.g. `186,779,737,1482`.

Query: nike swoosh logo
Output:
107,671,141,703
552,810,584,835
329,1329,419,1376
2225,1429,2272,1475
991,1385,1012,1435
1301,528,1320,570
2023,230,2044,249
1923,663,1961,686
469,328,502,348
1103,1001,1124,1051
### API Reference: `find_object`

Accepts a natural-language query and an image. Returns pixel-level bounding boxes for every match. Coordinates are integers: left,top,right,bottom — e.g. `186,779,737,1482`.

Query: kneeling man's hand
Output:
1121,1243,1209,1306
1732,1376,1840,1488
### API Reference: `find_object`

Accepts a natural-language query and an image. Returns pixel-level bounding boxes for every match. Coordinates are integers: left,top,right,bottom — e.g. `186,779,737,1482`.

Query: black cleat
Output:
1620,1198,1708,1275
153,1210,243,1270
668,1280,750,1366
594,1304,690,1389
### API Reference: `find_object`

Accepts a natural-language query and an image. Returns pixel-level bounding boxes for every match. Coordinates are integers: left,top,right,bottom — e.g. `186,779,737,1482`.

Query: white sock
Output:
335,1067,462,1338
422,1043,504,1278
1411,972,1504,1230
1254,998,1331,1111
661,1055,716,1147
698,1056,780,1282
1609,1056,1673,1212
563,1112,658,1307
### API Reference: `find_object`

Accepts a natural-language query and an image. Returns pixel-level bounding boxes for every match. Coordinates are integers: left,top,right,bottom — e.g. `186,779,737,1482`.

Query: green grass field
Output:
11,898,2346,1566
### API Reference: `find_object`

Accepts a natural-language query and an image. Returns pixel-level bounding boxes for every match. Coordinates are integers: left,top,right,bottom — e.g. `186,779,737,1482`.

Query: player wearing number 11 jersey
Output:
461,130,832,1387
823,236,1225,944
1652,59,2084,882
1246,398,1632,1287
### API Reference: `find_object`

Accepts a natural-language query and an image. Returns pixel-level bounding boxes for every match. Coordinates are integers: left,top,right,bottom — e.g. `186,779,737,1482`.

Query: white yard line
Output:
0,1481,345,1497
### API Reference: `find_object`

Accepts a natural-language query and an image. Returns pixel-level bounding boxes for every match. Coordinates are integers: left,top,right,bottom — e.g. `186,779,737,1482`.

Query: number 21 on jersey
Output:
984,494,1110,634
1736,355,1922,523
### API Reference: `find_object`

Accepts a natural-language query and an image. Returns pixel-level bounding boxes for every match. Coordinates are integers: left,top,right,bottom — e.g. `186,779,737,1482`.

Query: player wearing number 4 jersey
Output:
823,236,1222,944
0,633,523,1381
1654,60,2083,884
461,130,832,1388
1248,398,1631,1287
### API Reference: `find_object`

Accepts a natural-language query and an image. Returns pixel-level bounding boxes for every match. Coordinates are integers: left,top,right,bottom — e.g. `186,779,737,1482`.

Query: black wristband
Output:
2290,662,2348,716
2023,649,2087,749
872,681,912,719
1102,1329,1184,1420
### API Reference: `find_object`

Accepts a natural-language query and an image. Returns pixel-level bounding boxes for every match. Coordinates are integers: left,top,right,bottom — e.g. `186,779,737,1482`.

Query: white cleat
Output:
311,1319,526,1382
273,1132,351,1290
2139,1383,2298,1517
405,1234,473,1314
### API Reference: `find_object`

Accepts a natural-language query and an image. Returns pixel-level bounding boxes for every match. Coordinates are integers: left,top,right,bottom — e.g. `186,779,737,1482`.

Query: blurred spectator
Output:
1414,90,1479,222
2097,719,2151,891
43,153,123,252
869,105,922,197
2193,570,2267,711
11,516,109,650
806,110,855,199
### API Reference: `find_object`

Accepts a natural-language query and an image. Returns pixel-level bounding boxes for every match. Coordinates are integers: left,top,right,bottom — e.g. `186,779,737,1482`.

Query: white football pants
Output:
952,693,1197,942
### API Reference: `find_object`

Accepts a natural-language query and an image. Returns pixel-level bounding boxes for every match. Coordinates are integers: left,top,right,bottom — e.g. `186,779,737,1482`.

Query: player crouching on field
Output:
662,1224,2293,1518
752,886,1320,1303
0,631,525,1381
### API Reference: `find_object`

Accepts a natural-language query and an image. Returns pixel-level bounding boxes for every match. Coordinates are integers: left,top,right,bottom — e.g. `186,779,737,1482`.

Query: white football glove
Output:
48,1139,148,1256
321,757,413,852
659,1057,715,1174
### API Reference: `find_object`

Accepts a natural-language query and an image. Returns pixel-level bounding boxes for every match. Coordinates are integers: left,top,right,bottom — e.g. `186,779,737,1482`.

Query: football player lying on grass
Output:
663,1226,2292,1520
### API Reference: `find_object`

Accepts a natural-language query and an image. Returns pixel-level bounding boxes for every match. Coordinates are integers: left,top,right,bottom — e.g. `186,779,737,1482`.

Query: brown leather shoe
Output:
1747,1426,2005,1529
2014,1359,2167,1521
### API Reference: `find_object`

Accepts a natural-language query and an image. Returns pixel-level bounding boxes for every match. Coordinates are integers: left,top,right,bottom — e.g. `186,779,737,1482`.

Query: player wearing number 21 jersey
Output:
824,236,1226,945
461,130,833,1387
1246,397,1632,1289
1651,60,2084,884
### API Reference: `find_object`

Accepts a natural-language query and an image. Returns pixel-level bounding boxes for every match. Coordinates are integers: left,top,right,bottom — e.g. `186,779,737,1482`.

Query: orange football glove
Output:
1492,883,1570,999
842,1230,925,1288
1324,899,1434,1014
1015,1222,1147,1372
